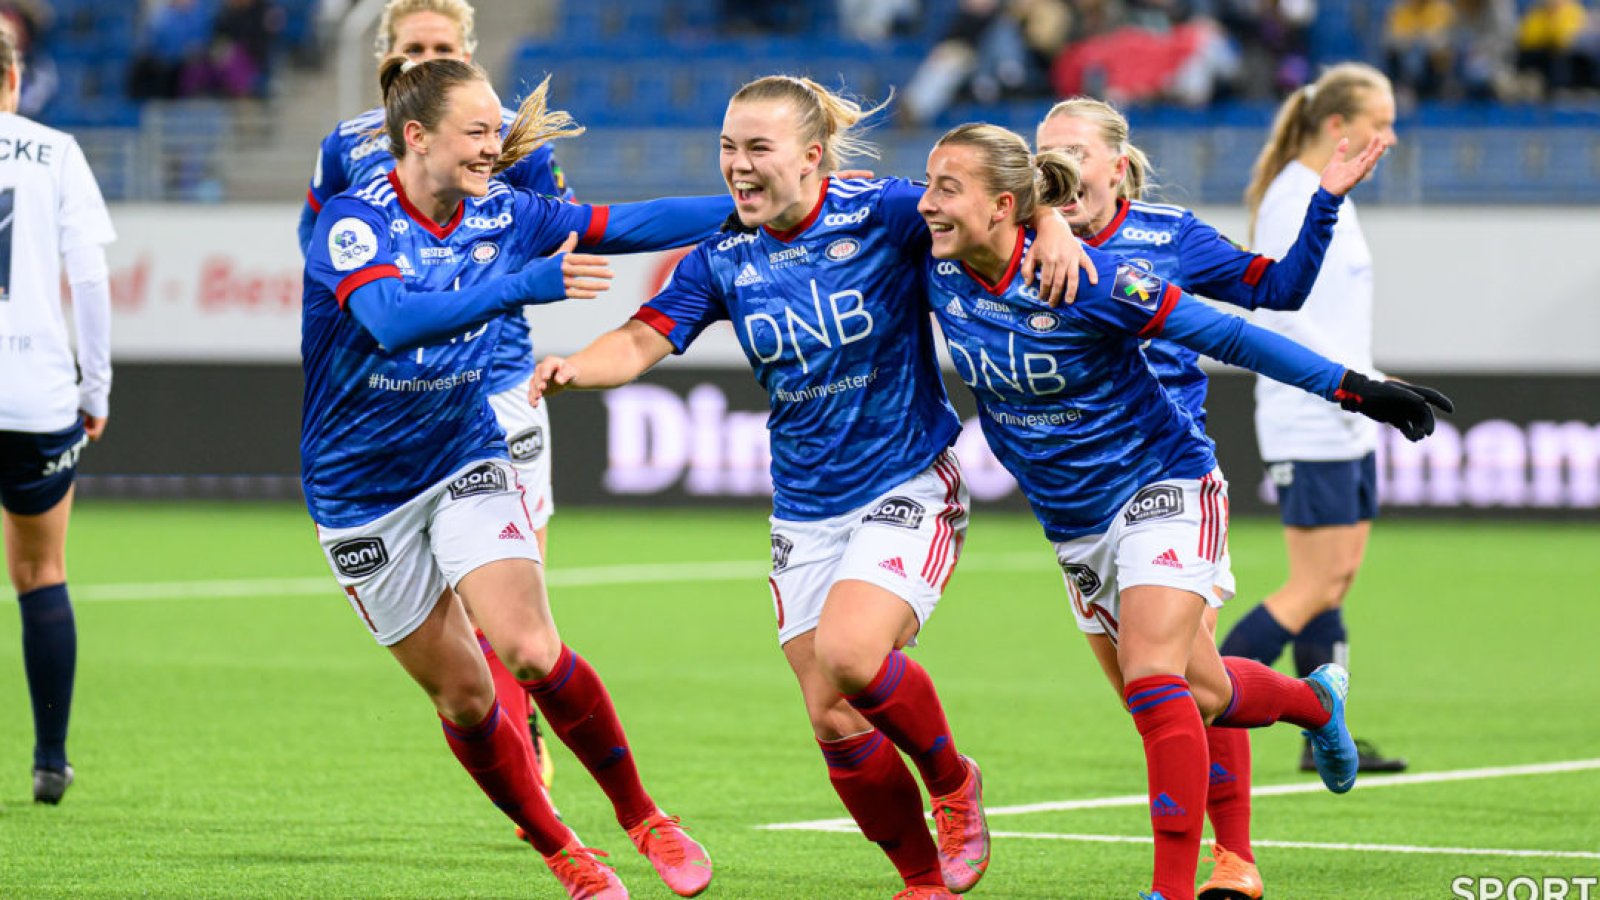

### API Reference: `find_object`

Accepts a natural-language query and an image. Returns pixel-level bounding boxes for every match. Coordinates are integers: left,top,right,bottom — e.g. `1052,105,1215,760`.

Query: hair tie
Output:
401,59,419,73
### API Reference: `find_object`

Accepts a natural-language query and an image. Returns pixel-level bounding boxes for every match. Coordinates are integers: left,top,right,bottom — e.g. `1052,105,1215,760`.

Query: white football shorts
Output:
316,458,543,646
488,375,554,531
1052,469,1232,644
768,449,969,646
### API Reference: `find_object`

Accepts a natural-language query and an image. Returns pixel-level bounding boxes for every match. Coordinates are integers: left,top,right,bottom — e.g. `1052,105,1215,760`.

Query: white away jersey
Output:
1252,161,1376,460
0,112,115,432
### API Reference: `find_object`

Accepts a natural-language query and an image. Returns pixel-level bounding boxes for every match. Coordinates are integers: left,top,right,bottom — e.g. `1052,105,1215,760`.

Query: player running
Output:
0,30,115,806
1035,96,1387,899
915,124,1451,900
531,75,1089,900
302,57,732,899
299,0,566,791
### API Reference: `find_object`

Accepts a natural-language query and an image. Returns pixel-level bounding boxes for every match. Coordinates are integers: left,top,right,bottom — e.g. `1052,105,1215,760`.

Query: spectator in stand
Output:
904,0,1071,124
1516,0,1593,93
1451,0,1516,99
1384,0,1457,101
200,0,283,99
1050,9,1239,106
129,0,213,100
0,2,56,116
838,0,919,42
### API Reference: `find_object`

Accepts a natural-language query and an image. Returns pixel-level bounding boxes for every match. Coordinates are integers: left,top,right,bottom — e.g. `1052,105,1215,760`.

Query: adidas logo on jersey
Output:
735,263,763,286
879,557,907,578
944,296,969,319
1152,549,1183,569
499,523,526,541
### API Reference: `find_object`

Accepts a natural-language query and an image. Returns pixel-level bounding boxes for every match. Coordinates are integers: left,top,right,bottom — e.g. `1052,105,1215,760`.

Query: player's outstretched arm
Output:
530,320,674,405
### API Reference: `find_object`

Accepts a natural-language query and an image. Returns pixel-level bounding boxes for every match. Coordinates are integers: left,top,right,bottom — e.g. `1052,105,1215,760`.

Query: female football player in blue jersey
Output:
915,124,1450,900
1034,97,1387,899
299,0,568,797
302,57,737,899
530,75,1090,900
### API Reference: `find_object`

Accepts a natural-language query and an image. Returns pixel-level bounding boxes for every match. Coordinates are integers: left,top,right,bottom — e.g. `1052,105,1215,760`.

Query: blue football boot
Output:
1303,663,1359,793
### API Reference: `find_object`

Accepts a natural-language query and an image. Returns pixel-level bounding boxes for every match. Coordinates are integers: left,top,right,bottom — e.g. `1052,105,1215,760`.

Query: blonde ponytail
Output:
730,75,889,172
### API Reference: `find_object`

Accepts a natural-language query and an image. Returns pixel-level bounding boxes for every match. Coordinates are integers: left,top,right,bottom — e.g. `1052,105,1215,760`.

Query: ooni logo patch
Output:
329,217,378,272
1124,484,1184,525
331,538,389,578
1060,562,1102,596
507,426,544,462
771,533,794,571
863,496,925,529
448,463,507,500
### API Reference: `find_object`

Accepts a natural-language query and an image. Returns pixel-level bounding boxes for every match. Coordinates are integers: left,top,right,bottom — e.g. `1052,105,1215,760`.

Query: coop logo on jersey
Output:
936,261,961,276
716,232,757,253
1024,311,1060,333
508,426,544,462
328,218,379,272
825,238,861,261
330,538,389,578
1125,484,1184,524
350,135,390,161
470,241,500,264
1112,265,1163,312
390,219,409,235
1060,562,1102,596
863,496,925,530
822,207,871,227
1119,226,1174,246
771,533,794,572
447,462,508,500
463,211,514,230
944,296,968,319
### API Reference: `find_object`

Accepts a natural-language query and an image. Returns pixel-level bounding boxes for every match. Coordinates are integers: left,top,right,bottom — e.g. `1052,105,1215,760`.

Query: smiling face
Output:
918,142,1011,263
719,98,823,230
409,78,502,199
1035,113,1120,234
391,10,468,64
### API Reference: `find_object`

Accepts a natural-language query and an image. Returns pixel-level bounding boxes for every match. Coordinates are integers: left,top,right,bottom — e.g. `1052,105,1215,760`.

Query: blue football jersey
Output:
636,177,962,521
927,230,1217,541
1083,196,1333,430
303,106,575,396
301,172,601,528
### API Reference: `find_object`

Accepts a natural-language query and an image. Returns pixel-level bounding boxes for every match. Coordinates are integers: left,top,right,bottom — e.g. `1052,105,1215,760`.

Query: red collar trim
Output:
961,226,1027,296
387,170,463,240
1083,198,1130,247
762,178,829,243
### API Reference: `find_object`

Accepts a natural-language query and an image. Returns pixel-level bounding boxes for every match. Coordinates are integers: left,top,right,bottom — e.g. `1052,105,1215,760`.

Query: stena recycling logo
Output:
1119,226,1174,246
822,207,871,227
470,241,499,264
825,238,861,261
329,217,379,272
1024,311,1060,333
463,211,514,230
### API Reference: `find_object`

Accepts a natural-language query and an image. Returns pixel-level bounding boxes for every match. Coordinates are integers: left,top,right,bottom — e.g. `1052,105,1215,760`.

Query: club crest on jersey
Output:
470,241,500,264
1125,484,1184,525
1112,265,1162,312
1059,562,1102,596
863,496,925,530
329,217,379,272
330,537,389,578
1024,310,1060,333
507,426,544,462
448,463,507,500
771,534,794,571
825,238,861,261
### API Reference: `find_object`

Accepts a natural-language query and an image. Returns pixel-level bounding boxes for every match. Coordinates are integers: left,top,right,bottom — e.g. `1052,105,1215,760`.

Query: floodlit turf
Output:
1,502,1597,898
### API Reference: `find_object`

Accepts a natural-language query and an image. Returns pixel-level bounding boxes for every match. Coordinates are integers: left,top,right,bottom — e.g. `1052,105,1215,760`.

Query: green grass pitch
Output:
2,503,1597,898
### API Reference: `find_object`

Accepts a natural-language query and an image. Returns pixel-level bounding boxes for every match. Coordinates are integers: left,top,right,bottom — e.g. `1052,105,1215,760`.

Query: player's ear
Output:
993,191,1015,225
800,141,823,178
404,119,429,154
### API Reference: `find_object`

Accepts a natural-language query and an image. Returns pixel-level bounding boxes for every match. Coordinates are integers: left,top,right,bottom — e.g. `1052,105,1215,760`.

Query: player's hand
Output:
1334,371,1454,441
529,355,578,407
1319,136,1388,196
1022,213,1098,307
833,168,877,179
81,412,107,441
553,231,613,299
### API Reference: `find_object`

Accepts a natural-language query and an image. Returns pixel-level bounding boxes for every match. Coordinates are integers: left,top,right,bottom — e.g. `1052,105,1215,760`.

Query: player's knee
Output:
807,699,866,741
812,634,881,695
496,631,563,681
8,558,66,595
432,678,497,727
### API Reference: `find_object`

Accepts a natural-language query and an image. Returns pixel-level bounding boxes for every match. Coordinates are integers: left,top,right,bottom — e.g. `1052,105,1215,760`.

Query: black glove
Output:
1334,371,1455,441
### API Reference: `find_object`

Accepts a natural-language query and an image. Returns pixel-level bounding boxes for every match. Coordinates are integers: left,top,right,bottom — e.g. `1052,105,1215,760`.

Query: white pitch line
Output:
71,552,1049,602
760,758,1600,832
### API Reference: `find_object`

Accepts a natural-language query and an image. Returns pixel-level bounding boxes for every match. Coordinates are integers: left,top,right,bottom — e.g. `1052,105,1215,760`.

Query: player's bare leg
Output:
5,489,77,804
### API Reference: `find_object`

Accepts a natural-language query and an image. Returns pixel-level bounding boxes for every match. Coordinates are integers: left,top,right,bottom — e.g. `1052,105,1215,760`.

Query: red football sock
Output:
521,645,655,829
1204,725,1254,863
819,730,942,888
476,629,536,747
440,701,571,856
1215,656,1330,730
844,650,966,797
1126,674,1207,900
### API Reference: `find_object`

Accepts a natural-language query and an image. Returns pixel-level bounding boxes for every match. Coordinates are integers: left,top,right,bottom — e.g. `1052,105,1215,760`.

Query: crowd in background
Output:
128,0,283,100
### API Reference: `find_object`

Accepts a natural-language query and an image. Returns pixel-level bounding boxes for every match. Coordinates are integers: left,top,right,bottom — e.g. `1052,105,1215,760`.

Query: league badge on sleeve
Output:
1112,264,1163,312
329,217,379,272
